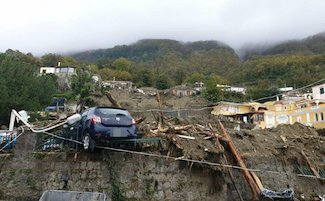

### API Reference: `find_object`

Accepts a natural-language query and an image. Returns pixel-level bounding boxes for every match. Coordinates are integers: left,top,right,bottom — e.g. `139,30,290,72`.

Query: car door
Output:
79,108,90,134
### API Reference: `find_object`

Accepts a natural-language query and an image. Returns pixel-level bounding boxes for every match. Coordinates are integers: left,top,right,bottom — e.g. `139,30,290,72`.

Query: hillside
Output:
70,34,325,101
265,32,325,55
72,39,235,62
72,39,241,84
240,32,325,59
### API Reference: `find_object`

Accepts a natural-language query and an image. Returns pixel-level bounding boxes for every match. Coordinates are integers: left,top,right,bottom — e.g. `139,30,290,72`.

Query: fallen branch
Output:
173,125,192,131
105,91,122,108
135,117,146,125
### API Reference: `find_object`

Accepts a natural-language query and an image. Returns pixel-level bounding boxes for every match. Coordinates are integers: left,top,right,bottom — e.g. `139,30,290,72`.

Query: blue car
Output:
79,107,137,151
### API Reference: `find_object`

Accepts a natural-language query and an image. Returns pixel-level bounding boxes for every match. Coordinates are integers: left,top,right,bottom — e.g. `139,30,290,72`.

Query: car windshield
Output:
95,108,130,116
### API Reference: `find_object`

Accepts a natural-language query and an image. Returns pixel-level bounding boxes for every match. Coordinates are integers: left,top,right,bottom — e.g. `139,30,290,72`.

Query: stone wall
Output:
0,139,230,201
1,131,323,201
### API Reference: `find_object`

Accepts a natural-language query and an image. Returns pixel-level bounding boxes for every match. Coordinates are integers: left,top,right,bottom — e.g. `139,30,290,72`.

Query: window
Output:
68,67,75,73
321,112,324,121
256,113,264,121
320,87,325,94
297,116,302,123
60,68,69,73
315,113,319,122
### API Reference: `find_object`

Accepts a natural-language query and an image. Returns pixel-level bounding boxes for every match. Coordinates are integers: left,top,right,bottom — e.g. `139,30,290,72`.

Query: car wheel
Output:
83,132,95,152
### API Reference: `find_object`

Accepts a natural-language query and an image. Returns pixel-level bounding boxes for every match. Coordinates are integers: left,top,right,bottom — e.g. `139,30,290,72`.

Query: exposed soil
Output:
89,88,209,110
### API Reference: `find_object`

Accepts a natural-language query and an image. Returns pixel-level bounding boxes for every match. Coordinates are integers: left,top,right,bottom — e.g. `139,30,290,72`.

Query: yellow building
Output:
212,84,325,129
211,101,268,128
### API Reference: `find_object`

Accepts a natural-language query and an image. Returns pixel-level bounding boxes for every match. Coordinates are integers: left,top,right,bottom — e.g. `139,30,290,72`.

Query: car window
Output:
95,108,130,116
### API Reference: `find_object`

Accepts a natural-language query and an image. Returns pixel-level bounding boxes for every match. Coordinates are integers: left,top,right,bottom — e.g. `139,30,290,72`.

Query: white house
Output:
39,66,77,90
39,67,55,74
312,83,325,100
216,84,247,95
278,87,294,92
39,66,76,75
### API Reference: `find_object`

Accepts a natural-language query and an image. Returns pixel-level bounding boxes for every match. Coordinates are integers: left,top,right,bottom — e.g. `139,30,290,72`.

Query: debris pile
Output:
228,123,325,168
138,116,225,163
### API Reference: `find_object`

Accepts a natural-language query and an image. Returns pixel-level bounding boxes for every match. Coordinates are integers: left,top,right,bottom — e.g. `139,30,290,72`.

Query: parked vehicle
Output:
79,107,137,151
45,98,65,112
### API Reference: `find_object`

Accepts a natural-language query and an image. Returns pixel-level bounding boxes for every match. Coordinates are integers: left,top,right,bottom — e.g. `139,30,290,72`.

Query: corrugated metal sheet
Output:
39,190,108,201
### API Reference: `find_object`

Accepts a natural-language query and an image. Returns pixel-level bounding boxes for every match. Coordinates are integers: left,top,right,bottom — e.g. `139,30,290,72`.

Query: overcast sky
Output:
1,0,324,55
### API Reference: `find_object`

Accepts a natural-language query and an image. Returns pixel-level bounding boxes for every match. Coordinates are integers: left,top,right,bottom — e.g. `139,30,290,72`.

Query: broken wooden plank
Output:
176,134,195,140
251,171,264,191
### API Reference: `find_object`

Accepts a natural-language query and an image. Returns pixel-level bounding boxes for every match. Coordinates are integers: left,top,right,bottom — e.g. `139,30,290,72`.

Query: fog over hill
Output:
72,31,325,62
237,32,325,60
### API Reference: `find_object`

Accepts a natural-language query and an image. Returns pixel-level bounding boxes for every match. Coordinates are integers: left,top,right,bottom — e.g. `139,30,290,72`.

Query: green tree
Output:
99,68,115,80
40,53,63,66
115,71,132,81
112,57,132,71
155,74,173,90
71,69,95,109
0,52,57,124
246,81,278,101
203,74,224,102
133,69,153,87
186,72,205,84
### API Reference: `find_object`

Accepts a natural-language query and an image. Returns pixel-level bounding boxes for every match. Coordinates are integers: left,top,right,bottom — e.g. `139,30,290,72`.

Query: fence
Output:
0,130,17,151
131,107,213,119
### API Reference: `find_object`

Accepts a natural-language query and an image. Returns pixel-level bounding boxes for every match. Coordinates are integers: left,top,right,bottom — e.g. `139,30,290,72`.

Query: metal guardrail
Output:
297,166,313,176
296,165,325,179
107,137,161,148
0,130,17,151
131,107,212,119
319,169,325,178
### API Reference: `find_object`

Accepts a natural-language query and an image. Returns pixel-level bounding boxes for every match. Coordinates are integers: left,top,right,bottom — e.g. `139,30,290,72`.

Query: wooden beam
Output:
251,171,264,190
156,92,164,125
218,120,260,201
208,123,243,201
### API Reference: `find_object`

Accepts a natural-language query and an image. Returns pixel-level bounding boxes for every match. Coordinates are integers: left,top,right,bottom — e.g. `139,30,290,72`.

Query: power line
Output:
253,78,325,102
